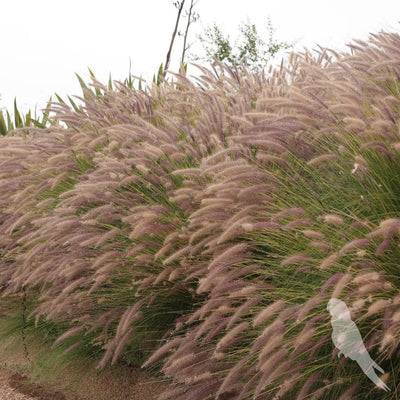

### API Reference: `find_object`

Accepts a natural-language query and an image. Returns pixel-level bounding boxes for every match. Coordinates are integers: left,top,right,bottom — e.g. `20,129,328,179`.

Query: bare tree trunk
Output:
164,0,186,78
180,0,196,73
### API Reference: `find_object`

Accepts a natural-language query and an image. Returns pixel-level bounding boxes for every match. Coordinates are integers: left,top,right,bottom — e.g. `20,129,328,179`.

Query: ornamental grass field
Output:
1,32,400,399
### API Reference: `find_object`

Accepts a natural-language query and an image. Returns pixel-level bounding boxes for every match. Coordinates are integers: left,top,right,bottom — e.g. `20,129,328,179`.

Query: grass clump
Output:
1,31,400,399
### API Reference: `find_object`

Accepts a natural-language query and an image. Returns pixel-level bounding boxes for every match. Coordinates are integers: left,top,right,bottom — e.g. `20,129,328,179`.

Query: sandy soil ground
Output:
0,335,168,400
0,368,67,400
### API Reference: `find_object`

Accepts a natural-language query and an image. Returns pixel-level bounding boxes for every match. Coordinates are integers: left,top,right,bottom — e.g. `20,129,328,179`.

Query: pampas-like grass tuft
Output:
1,31,400,399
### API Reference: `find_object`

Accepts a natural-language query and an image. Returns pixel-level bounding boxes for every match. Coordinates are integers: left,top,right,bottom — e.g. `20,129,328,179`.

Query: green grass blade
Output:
13,98,23,128
6,109,13,131
0,110,8,135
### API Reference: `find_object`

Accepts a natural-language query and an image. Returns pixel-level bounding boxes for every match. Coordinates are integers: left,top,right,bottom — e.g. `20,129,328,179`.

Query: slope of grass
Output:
1,32,400,399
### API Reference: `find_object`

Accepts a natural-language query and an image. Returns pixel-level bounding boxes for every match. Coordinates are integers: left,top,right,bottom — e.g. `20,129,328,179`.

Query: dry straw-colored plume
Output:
1,31,400,399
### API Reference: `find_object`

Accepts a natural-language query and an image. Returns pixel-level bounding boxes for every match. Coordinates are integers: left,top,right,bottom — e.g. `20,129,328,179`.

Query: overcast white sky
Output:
1,0,399,116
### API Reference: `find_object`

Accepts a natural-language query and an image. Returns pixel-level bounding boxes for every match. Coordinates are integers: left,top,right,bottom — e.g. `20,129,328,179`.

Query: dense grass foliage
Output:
0,98,53,135
1,32,400,399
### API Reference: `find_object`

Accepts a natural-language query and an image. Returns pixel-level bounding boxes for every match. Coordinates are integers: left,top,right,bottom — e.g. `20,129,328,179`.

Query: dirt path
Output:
0,308,168,400
0,363,168,400
0,338,167,400
0,369,69,400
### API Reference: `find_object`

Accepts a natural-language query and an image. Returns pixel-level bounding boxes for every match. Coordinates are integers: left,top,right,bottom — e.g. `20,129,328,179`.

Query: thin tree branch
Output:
164,0,186,77
180,0,197,72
